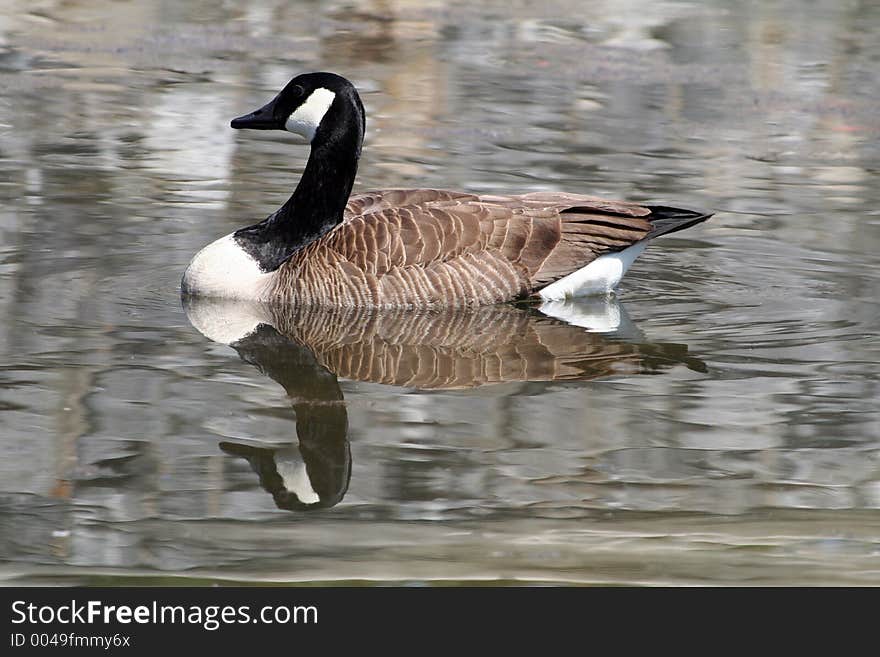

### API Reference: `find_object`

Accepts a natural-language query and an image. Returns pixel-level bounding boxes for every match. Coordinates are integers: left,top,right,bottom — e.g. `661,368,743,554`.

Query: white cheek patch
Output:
275,449,320,505
285,87,336,141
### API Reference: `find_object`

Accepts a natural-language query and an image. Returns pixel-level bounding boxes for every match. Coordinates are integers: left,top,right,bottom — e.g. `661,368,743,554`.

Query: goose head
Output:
230,71,365,149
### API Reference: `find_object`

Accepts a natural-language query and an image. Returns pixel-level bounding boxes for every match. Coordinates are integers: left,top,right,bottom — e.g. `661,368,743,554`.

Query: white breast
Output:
539,241,648,301
182,233,275,301
183,296,273,345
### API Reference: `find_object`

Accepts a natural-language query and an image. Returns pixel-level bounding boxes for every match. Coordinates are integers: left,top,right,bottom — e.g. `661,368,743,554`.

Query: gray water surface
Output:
1,0,879,585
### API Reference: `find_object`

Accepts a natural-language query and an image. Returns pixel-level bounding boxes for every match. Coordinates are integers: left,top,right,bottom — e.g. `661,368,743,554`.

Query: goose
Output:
219,325,351,511
187,298,705,511
182,72,712,308
184,296,707,388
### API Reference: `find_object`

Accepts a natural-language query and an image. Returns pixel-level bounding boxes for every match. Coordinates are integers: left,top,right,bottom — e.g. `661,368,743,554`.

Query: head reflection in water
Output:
220,439,351,511
184,297,706,511
219,322,351,511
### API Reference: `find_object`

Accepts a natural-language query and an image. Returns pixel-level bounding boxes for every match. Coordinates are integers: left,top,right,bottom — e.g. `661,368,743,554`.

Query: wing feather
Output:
277,190,690,307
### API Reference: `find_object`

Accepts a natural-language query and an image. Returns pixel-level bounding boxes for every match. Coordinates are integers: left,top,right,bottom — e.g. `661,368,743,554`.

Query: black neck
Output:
234,103,363,272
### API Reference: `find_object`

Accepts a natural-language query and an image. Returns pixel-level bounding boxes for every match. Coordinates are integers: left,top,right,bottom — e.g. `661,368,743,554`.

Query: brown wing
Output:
275,189,655,307
343,188,477,218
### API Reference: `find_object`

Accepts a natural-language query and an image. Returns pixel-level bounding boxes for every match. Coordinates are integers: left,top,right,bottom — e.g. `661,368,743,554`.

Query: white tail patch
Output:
539,241,648,301
285,87,336,142
539,297,622,332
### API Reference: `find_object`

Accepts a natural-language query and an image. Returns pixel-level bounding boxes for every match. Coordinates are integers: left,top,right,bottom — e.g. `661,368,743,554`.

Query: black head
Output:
230,72,365,147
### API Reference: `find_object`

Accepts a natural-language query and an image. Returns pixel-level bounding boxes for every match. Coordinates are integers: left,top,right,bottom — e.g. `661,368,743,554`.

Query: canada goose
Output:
191,299,704,510
182,72,712,308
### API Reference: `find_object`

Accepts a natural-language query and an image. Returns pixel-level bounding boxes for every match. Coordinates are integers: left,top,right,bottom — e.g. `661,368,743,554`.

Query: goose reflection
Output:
184,297,705,511
217,324,351,511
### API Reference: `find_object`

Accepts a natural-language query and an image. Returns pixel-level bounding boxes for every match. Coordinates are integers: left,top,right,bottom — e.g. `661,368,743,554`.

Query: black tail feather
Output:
645,206,713,239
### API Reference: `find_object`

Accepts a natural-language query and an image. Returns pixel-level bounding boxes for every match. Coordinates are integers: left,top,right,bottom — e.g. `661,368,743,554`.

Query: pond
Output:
1,0,878,585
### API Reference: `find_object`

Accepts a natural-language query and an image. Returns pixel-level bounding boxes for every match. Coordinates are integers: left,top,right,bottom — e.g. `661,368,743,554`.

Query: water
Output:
1,0,879,585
